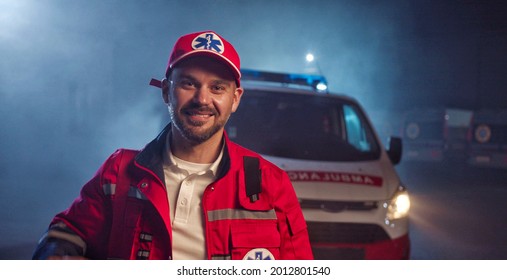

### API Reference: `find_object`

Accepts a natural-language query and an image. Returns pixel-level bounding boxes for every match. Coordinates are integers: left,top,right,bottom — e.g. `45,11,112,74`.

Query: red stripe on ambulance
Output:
287,171,383,187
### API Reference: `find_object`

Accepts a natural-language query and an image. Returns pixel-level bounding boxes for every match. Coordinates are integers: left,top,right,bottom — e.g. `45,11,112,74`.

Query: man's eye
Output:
212,85,226,91
179,80,195,87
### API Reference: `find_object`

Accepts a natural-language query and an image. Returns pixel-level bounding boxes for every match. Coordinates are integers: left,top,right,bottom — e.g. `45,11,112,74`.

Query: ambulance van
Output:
401,107,473,163
467,109,507,169
226,70,411,259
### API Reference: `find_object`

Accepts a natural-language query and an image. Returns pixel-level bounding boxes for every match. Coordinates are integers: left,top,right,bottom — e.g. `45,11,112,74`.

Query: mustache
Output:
182,102,218,115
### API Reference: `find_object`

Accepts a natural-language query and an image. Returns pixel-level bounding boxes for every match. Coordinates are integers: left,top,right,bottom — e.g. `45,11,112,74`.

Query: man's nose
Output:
192,87,211,105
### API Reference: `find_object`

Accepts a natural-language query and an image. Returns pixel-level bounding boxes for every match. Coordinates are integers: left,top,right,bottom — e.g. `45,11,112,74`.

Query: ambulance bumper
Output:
311,234,410,260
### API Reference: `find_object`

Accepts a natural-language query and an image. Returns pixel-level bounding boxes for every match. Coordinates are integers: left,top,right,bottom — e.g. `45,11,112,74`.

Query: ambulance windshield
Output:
226,89,381,162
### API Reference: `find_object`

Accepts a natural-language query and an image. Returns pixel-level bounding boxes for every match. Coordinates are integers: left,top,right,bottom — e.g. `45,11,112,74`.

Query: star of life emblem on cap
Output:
192,32,224,54
242,248,275,260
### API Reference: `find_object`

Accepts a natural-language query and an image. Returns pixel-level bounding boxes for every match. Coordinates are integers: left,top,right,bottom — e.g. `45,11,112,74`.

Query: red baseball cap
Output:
150,31,241,88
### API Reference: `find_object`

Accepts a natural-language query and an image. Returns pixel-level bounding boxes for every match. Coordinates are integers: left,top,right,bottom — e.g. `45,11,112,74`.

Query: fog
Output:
1,0,506,259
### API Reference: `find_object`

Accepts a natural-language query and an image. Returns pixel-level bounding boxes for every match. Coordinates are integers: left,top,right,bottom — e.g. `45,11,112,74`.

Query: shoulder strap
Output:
243,156,262,203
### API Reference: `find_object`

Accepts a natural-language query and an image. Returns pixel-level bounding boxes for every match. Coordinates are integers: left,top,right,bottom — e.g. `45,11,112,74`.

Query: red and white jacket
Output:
33,126,313,260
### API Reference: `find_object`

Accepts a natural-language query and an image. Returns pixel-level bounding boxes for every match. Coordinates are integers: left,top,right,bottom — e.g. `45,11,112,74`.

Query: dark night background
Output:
1,0,506,259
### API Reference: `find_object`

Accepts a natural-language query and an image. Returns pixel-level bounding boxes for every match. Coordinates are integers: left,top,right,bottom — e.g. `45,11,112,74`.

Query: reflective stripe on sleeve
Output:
45,223,87,254
207,209,277,222
103,184,147,200
103,183,116,196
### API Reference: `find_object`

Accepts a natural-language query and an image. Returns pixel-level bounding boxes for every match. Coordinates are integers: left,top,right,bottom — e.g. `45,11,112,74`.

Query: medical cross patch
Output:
192,32,224,54
242,248,275,260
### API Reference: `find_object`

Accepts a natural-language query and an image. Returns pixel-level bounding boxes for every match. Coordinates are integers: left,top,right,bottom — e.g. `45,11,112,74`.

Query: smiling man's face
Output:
163,56,243,144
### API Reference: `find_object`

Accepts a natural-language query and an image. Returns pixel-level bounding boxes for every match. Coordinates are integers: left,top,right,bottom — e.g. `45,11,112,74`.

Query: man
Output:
33,31,313,260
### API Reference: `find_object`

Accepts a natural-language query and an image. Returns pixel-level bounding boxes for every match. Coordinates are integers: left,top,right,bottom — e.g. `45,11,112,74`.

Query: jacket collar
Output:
135,124,231,184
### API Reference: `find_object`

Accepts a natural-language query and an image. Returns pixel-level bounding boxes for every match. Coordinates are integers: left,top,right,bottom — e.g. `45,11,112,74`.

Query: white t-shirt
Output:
162,134,223,260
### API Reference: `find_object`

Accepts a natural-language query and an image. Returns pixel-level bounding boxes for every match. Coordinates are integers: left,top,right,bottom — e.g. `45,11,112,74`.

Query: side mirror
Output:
387,136,402,165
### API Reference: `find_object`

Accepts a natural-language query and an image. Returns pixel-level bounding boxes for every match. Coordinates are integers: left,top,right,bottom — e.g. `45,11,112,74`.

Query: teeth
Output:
190,113,212,117
186,110,214,117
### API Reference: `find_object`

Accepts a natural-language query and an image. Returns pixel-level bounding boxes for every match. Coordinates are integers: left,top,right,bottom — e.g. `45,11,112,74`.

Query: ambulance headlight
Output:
385,186,410,220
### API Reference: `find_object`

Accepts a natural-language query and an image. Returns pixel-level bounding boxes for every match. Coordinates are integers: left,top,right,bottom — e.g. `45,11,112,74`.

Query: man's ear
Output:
161,78,170,104
231,87,244,113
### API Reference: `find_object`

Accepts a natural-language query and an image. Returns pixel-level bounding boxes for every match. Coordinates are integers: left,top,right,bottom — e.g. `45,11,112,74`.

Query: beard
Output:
168,102,228,144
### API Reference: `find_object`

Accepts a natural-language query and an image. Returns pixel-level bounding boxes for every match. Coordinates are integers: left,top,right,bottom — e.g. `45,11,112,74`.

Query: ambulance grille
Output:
300,199,377,212
306,221,390,244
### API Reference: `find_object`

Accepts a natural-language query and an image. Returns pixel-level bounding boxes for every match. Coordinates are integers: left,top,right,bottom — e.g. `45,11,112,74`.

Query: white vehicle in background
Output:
401,107,473,163
467,109,507,169
226,70,410,259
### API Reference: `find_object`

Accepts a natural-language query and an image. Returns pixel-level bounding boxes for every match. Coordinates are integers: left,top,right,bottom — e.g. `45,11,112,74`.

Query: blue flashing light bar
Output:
241,69,328,93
